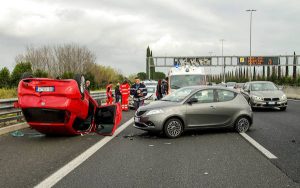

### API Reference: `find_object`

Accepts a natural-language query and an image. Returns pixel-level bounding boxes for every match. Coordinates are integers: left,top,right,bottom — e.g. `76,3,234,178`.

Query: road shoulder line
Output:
240,132,277,159
0,122,28,136
34,118,134,188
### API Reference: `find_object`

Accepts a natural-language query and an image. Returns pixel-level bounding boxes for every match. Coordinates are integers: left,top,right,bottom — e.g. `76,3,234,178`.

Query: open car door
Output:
94,103,122,136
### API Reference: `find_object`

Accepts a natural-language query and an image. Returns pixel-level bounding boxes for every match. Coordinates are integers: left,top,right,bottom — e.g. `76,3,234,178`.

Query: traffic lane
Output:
0,110,134,188
248,100,300,183
55,125,297,188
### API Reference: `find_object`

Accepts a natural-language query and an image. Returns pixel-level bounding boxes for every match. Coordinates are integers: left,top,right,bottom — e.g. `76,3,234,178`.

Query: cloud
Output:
0,0,299,76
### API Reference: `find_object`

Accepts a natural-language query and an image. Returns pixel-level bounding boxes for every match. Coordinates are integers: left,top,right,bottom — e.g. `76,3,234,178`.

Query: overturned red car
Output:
15,74,122,136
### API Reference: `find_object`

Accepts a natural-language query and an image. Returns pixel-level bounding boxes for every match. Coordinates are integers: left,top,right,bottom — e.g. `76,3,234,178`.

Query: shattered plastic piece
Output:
11,131,24,137
123,135,134,138
204,172,208,175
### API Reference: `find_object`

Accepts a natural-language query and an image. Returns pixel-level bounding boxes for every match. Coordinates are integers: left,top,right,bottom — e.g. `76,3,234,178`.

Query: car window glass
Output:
217,90,236,102
243,83,248,90
250,83,278,91
192,89,214,103
163,87,195,102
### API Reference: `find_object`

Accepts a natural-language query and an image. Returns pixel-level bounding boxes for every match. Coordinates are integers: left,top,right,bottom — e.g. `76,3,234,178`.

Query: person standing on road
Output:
114,83,121,103
161,77,169,96
130,77,147,110
106,82,114,104
85,80,91,94
120,80,130,111
156,79,163,100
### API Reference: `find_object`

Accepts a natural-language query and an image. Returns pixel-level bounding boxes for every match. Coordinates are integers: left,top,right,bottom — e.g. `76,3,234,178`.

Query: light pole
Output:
208,51,213,80
246,9,256,81
220,39,225,83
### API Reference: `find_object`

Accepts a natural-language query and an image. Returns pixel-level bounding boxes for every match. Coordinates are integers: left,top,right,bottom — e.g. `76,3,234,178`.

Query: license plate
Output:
36,86,55,92
134,117,140,123
269,101,275,105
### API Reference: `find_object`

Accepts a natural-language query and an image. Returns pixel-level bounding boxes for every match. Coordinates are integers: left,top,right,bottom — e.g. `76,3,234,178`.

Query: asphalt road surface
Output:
247,100,300,184
0,101,299,188
0,112,133,188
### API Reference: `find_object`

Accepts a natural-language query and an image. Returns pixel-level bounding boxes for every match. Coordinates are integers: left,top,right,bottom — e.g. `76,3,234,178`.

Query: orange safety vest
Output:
120,83,130,110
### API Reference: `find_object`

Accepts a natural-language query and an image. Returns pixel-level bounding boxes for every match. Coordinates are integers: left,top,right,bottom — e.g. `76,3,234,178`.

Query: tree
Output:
153,72,166,80
61,72,74,79
137,72,147,80
253,66,256,81
146,46,155,79
278,65,281,79
267,66,270,80
34,69,48,78
127,74,137,84
11,62,32,86
84,71,96,90
15,44,96,77
0,67,10,88
262,66,265,80
293,51,297,80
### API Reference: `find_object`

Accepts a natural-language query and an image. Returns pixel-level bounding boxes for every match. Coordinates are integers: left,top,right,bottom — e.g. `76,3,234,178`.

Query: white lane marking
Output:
35,118,134,188
240,132,277,159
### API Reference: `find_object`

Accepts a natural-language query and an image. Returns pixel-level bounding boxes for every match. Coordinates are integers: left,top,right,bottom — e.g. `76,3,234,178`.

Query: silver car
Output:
134,86,253,138
240,81,288,111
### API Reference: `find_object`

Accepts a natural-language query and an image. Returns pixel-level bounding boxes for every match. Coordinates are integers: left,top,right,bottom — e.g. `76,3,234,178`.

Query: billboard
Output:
174,57,212,66
238,57,279,65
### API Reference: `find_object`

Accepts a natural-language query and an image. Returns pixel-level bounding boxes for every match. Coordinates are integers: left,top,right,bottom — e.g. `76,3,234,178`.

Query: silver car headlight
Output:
146,109,164,116
252,95,263,101
281,94,287,100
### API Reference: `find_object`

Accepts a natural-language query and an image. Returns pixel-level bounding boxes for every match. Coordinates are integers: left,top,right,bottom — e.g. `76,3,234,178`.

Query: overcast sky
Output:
0,0,299,75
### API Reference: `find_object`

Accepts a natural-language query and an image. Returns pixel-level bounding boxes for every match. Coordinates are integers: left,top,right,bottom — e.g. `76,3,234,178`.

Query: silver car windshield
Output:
170,75,205,89
162,87,195,102
146,87,155,93
250,83,278,91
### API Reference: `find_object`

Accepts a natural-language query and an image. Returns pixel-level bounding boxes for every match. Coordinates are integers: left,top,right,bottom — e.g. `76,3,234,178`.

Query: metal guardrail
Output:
0,91,106,125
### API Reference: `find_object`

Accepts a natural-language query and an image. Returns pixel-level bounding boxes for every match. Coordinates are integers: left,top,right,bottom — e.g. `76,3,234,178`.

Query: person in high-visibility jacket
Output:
120,80,130,111
106,82,114,104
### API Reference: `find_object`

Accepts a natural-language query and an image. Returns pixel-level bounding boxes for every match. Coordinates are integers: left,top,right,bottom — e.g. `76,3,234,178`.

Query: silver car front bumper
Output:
251,99,288,108
133,114,164,131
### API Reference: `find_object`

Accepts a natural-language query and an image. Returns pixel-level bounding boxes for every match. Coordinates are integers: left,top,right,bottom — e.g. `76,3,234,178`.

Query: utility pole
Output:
208,51,213,80
220,39,225,83
246,9,256,81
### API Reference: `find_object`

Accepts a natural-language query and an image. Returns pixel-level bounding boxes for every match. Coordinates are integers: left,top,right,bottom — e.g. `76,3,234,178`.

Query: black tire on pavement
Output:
21,72,33,79
234,116,250,133
164,118,184,139
74,74,85,99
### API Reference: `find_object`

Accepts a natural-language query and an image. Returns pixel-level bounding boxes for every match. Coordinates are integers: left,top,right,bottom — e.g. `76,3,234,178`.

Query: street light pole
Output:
208,51,213,80
246,9,256,81
220,39,225,83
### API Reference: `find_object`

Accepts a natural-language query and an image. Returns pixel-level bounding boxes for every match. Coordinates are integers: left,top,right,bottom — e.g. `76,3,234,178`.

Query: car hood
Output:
139,100,179,111
251,90,285,98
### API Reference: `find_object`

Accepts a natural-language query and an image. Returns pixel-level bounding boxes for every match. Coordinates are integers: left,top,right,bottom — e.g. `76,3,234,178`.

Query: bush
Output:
0,67,10,88
0,88,17,99
10,62,32,87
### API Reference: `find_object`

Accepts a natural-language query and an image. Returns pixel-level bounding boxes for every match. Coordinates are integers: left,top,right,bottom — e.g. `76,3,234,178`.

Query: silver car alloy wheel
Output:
166,120,182,137
236,118,250,133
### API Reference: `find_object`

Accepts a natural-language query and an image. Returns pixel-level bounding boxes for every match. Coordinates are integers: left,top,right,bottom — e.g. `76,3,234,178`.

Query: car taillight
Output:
64,111,71,123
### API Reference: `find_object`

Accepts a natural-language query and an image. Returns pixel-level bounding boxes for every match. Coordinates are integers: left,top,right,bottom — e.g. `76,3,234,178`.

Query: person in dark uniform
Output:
114,83,121,103
130,77,147,110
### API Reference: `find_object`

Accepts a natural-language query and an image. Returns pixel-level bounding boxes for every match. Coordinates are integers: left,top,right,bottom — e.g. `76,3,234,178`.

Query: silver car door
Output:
213,89,239,126
185,89,218,127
